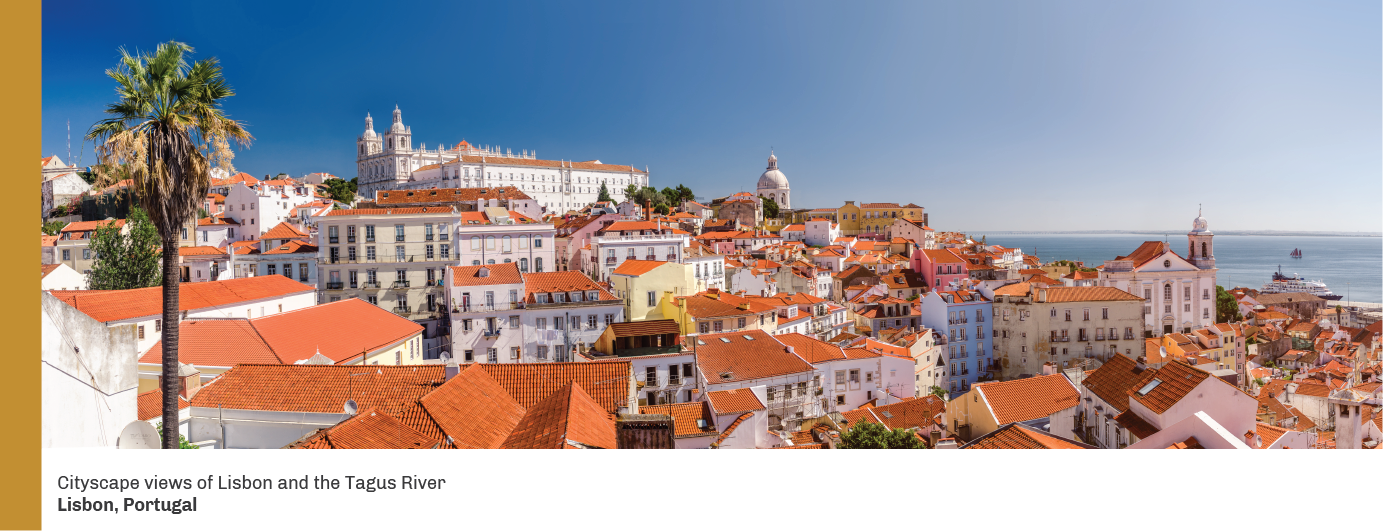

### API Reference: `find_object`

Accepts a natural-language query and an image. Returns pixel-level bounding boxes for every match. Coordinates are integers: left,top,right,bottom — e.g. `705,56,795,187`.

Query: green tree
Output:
929,385,946,399
88,207,162,290
762,196,780,219
42,220,69,235
839,420,927,449
154,423,199,449
597,182,612,203
86,41,251,449
675,184,694,204
623,183,638,201
324,178,355,204
197,207,208,218
1216,285,1243,323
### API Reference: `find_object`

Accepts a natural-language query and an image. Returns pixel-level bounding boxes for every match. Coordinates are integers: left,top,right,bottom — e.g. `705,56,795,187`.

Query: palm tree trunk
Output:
160,231,181,449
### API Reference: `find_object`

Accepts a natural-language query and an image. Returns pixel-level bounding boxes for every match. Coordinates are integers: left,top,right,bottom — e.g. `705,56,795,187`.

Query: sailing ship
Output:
1289,248,1302,258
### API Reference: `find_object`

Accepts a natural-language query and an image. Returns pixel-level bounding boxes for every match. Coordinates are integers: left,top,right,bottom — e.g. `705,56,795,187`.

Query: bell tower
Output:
1187,205,1214,270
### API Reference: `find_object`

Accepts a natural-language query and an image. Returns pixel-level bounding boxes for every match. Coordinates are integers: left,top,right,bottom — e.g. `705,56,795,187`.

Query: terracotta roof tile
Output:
261,222,308,240
455,154,645,174
449,262,523,287
1040,287,1143,303
641,402,718,438
1114,410,1158,439
775,333,847,363
50,275,315,323
695,330,813,384
973,374,1081,424
844,395,946,432
522,271,617,302
473,362,631,413
611,259,671,277
178,246,226,257
189,364,447,441
705,388,765,415
262,240,317,255
138,319,282,366
291,408,437,449
1129,361,1211,415
137,388,189,421
373,186,532,204
1115,241,1171,268
1081,354,1157,414
324,206,455,216
606,319,680,338
961,423,1090,449
244,298,422,365
419,365,526,449
500,382,617,449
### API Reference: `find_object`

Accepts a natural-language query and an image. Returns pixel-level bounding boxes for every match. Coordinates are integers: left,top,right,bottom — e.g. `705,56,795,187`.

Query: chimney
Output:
1135,356,1147,371
1244,431,1258,448
444,358,460,381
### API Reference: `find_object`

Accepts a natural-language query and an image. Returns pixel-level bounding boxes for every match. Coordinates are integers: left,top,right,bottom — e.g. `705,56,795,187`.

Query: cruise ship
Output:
1261,268,1342,300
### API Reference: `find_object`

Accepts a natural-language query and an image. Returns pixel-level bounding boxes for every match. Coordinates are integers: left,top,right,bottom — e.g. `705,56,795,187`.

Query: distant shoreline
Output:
978,230,1382,238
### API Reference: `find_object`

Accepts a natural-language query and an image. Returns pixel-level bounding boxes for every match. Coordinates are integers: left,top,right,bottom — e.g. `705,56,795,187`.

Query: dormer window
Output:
586,290,599,300
535,293,548,304
554,293,566,303
571,292,584,302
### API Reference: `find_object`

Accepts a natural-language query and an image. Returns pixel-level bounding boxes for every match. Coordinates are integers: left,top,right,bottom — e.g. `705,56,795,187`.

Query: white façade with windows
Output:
445,264,624,364
456,216,556,274
355,105,649,211
223,181,318,241
632,353,702,406
1098,210,1218,335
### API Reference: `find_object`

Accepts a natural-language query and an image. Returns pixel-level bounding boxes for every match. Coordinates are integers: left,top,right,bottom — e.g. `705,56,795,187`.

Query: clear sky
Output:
42,0,1380,232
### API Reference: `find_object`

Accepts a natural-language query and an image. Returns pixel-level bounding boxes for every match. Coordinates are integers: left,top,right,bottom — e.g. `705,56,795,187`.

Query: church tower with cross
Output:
1187,205,1215,270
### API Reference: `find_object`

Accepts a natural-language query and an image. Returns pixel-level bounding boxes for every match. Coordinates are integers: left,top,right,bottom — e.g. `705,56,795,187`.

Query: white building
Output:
42,171,91,220
455,209,556,272
354,106,649,210
1099,210,1218,335
41,291,138,448
223,179,318,241
755,151,791,210
695,330,820,433
590,221,692,282
41,263,85,290
445,263,624,363
804,218,841,247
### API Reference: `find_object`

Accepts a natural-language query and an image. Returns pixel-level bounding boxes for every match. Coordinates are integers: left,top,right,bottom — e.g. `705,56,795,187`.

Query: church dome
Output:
1191,208,1209,233
757,151,788,190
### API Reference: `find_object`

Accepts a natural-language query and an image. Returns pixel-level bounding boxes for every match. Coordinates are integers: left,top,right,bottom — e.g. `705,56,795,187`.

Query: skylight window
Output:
881,411,894,418
742,335,754,340
720,338,731,343
1136,379,1162,397
696,340,706,345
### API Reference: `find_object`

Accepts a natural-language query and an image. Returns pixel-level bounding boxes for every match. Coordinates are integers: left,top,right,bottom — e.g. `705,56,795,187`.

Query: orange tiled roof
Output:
641,402,718,438
262,240,317,255
522,271,617,302
1130,361,1212,414
500,382,617,449
325,206,455,216
713,412,754,447
246,298,422,364
261,222,308,240
138,319,282,366
40,264,60,278
137,388,189,421
178,246,225,257
1114,410,1158,439
449,262,523,287
50,275,315,323
611,259,670,277
606,319,680,338
775,333,847,363
974,374,1081,424
454,154,646,174
472,362,632,413
189,364,447,441
844,395,946,432
705,388,765,415
696,330,813,384
374,187,533,204
1081,354,1157,414
962,423,1089,449
419,364,526,449
1115,241,1171,268
291,408,437,449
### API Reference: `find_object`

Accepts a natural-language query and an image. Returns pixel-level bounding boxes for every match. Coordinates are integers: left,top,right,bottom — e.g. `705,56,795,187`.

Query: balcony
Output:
525,298,623,310
325,282,344,290
644,255,656,261
665,255,677,261
323,253,452,264
390,280,411,289
1124,332,1135,340
1051,336,1070,342
347,236,355,243
481,328,502,338
453,302,525,314
391,307,410,316
366,236,376,243
424,235,434,241
329,236,339,244
361,281,382,289
605,257,617,264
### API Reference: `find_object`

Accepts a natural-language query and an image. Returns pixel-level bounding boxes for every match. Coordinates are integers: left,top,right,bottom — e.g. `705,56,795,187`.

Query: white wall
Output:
41,291,139,448
42,264,86,290
188,407,347,449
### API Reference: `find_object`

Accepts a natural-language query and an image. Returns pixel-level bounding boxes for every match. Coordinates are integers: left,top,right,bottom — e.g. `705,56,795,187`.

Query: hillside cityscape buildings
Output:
40,109,1382,451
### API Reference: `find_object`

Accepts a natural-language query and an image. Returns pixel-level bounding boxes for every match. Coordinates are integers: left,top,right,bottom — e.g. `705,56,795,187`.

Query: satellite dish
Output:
117,421,160,449
344,399,358,416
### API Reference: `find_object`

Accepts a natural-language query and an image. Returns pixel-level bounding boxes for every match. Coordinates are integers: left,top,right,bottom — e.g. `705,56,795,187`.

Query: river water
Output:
981,233,1383,304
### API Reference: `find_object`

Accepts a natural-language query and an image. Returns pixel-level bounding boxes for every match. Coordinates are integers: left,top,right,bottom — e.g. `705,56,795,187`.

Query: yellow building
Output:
136,298,426,392
945,373,1081,442
837,201,925,237
660,289,779,336
609,259,693,321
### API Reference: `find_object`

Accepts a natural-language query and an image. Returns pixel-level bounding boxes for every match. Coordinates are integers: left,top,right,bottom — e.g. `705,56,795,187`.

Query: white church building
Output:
1098,209,1219,335
756,151,791,210
355,106,650,212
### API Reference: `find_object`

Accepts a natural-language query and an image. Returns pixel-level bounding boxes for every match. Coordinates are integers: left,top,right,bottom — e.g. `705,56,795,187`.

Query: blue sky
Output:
43,0,1380,232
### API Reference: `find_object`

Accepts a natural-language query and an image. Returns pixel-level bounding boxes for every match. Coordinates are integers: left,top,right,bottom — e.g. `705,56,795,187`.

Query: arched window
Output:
487,259,495,265
520,258,529,272
1201,242,1208,258
535,257,544,272
1164,284,1172,301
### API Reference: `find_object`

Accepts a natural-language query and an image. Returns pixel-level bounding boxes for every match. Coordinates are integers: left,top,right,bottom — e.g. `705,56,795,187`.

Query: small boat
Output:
1290,248,1302,258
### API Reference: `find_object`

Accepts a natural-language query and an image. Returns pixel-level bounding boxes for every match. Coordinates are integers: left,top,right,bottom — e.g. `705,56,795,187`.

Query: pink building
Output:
913,248,969,290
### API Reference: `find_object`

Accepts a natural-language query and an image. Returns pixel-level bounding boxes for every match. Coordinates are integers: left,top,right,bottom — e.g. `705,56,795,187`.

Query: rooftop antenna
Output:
66,120,71,166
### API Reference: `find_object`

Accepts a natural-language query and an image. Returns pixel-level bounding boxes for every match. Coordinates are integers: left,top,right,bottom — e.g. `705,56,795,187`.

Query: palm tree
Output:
86,41,251,449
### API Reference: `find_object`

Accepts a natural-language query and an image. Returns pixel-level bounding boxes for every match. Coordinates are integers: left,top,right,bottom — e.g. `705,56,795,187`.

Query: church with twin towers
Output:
354,105,650,211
